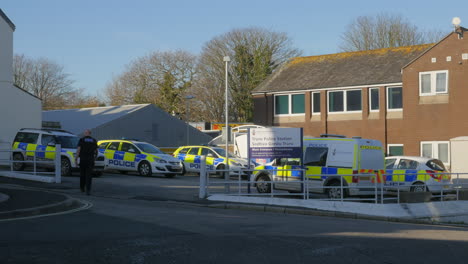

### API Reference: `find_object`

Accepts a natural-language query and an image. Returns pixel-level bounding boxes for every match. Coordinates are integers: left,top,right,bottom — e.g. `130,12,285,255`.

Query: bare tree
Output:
104,50,197,117
13,54,78,108
339,13,446,52
197,27,301,122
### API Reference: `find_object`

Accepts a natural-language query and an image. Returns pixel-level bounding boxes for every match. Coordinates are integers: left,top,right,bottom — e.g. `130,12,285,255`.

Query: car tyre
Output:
61,157,72,176
411,183,427,192
326,181,347,199
138,161,152,177
12,153,25,171
216,164,226,178
256,174,272,193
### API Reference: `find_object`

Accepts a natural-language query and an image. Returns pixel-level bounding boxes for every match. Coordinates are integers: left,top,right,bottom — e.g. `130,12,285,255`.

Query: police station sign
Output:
248,128,302,159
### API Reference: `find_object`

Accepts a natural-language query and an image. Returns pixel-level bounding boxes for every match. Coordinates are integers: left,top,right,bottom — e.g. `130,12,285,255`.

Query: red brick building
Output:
252,27,468,167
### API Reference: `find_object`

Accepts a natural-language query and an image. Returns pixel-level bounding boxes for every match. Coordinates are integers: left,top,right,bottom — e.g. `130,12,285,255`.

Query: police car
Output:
384,156,452,193
98,139,183,177
12,128,105,176
173,145,251,177
251,135,385,199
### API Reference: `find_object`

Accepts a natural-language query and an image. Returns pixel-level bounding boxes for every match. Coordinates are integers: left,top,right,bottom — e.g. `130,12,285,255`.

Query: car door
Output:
105,142,121,170
120,142,140,171
201,147,219,171
185,147,201,172
39,134,56,161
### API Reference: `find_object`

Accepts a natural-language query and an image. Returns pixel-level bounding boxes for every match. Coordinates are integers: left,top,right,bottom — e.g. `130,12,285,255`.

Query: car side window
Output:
41,135,56,146
304,147,328,166
98,142,109,149
178,148,188,154
398,159,418,170
397,159,419,170
188,148,200,155
201,148,217,157
107,142,120,151
385,158,397,169
121,143,140,154
14,132,39,144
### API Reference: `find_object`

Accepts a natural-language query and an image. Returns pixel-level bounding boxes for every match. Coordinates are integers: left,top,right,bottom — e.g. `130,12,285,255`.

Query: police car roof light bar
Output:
320,134,346,138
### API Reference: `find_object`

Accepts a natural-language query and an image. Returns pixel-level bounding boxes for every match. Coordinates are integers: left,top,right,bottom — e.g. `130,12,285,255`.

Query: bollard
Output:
55,144,61,183
199,156,207,199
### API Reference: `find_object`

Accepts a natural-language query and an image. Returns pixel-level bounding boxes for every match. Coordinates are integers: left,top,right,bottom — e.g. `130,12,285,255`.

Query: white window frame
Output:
369,87,380,112
419,70,449,96
327,89,362,114
386,86,403,112
311,92,321,114
420,141,450,165
274,93,305,116
387,144,403,156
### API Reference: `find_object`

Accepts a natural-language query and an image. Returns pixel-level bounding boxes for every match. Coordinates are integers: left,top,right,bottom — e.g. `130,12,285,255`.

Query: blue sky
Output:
1,0,464,95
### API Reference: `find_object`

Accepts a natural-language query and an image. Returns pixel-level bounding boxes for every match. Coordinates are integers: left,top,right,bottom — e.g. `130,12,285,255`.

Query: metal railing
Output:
0,144,62,183
199,160,468,204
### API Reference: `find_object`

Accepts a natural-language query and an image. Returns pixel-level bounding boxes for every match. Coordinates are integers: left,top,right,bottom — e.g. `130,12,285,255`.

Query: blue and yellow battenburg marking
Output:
384,169,450,185
103,149,149,168
13,142,74,160
176,153,221,170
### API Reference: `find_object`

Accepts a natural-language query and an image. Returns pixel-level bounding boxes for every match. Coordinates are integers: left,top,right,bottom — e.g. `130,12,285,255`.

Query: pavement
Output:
0,185,85,220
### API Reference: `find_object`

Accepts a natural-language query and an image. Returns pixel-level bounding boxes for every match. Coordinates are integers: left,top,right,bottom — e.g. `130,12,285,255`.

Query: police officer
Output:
76,129,97,195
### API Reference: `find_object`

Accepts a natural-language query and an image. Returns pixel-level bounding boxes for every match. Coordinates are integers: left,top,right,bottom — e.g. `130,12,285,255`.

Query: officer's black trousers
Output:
80,160,94,192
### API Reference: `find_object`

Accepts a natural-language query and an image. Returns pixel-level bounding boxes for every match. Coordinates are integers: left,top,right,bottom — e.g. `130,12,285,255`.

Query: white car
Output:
385,156,452,193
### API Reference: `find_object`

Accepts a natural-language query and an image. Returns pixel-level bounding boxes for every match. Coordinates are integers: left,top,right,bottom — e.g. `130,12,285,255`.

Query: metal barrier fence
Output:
198,157,468,204
0,144,62,183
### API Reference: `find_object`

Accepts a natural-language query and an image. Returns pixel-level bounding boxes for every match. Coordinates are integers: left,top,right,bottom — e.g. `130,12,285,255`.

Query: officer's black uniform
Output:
77,136,97,194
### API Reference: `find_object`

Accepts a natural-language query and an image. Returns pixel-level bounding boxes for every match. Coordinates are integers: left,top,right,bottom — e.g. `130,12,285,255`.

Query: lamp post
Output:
185,95,195,145
223,56,230,192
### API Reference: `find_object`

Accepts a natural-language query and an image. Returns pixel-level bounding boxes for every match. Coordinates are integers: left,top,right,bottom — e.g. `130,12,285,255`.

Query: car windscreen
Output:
56,136,79,149
212,148,237,158
135,143,164,154
426,159,446,171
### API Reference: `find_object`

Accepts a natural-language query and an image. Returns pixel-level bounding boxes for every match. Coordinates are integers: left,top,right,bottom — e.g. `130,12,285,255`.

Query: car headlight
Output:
155,159,168,163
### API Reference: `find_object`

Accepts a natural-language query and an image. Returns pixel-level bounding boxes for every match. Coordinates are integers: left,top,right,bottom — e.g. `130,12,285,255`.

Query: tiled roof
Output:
253,44,433,93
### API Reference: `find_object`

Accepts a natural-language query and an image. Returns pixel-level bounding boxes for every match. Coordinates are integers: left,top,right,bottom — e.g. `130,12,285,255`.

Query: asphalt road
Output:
2,171,468,263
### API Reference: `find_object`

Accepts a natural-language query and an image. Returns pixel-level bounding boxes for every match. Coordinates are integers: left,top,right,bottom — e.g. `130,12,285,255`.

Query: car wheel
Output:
411,183,427,192
61,157,72,176
12,153,25,171
138,161,152,177
181,163,186,176
256,174,271,193
216,164,226,178
326,181,347,199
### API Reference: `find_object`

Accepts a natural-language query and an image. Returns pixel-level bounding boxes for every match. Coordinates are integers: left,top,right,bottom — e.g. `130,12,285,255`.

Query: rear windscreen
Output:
304,147,328,166
426,159,446,171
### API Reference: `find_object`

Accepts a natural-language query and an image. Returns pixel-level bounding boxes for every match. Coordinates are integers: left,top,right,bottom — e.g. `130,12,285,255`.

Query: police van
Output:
251,135,385,198
98,139,183,177
173,145,252,177
12,128,105,176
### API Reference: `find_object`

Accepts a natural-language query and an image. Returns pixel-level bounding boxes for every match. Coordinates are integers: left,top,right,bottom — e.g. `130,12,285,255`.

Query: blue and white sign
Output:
248,128,302,159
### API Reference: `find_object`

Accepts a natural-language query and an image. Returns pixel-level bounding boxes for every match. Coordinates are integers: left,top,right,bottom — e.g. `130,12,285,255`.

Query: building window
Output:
387,144,403,156
421,141,450,165
419,70,448,95
369,88,379,111
274,94,305,115
291,94,305,114
275,95,289,115
328,89,362,113
387,87,402,110
312,92,320,113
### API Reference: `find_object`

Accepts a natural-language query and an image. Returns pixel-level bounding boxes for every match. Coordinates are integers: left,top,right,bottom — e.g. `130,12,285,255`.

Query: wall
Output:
0,14,13,85
402,32,468,156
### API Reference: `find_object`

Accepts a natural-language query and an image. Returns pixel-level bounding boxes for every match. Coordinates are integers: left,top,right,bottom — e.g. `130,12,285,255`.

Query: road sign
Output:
248,128,302,159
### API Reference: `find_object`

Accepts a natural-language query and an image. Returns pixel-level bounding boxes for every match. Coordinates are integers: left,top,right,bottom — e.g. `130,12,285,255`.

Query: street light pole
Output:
223,56,230,193
185,95,195,145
